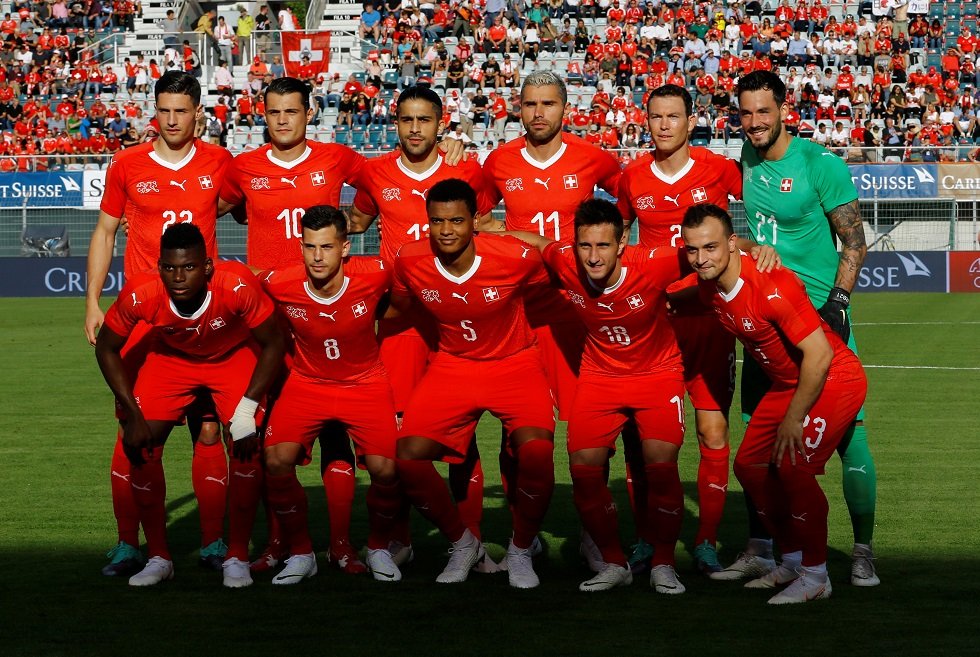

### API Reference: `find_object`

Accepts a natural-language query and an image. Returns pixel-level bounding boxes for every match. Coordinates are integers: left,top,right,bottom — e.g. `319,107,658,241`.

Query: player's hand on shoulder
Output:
750,244,781,272
438,137,467,166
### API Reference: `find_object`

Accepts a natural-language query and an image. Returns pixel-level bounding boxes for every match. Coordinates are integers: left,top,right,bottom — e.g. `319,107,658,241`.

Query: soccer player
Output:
84,70,234,577
509,199,692,594
391,178,556,588
682,205,867,604
734,70,880,587
482,71,622,424
348,85,496,560
616,84,746,577
218,76,370,575
95,224,285,587
259,206,403,584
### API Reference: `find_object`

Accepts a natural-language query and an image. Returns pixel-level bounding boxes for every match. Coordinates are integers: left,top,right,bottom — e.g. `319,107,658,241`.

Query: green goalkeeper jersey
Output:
740,137,858,305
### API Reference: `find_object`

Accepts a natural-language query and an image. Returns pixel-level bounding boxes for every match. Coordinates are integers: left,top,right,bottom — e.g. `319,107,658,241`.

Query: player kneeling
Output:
510,199,690,594
259,206,403,584
682,205,867,604
95,224,284,587
391,179,557,589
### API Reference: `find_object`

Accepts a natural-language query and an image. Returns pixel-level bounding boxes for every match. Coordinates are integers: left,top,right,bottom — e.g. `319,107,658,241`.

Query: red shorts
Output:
669,312,736,412
133,346,257,424
736,367,867,474
534,321,584,421
264,371,398,465
567,370,686,453
399,349,556,463
378,315,436,413
116,323,217,423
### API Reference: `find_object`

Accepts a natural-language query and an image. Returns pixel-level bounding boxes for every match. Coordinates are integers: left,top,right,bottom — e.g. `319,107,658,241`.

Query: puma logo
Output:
185,325,201,335
767,288,782,301
131,292,141,306
597,301,614,312
170,179,186,191
518,487,540,500
275,505,298,515
319,311,337,321
657,507,681,515
521,246,530,258
663,194,679,206
791,512,808,522
707,483,728,493
533,177,550,190
411,188,427,200
848,465,867,474
131,481,151,492
111,470,130,482
204,475,227,486
233,278,247,292
280,176,297,188
329,466,354,476
452,292,469,304
233,469,256,478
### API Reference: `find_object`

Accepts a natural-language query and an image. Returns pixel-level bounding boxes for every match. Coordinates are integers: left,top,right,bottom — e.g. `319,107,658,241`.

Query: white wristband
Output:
229,397,259,442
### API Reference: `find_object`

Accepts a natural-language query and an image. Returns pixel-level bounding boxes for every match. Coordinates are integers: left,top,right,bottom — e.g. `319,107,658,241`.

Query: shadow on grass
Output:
3,484,977,657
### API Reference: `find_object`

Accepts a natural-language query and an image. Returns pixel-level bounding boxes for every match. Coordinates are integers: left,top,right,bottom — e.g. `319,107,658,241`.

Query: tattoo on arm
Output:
827,199,867,293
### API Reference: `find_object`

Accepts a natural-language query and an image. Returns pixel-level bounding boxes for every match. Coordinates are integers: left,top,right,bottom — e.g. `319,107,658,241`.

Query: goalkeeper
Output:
721,70,879,588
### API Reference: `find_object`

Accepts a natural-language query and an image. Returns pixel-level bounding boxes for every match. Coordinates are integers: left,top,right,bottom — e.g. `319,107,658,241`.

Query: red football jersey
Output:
483,133,621,242
542,243,685,376
260,258,391,382
392,235,549,360
100,140,232,279
618,147,742,249
104,261,273,360
219,141,366,269
351,153,494,264
698,255,861,389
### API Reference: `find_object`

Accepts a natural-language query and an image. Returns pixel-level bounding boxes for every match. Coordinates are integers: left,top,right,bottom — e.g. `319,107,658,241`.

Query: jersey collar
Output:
396,154,443,182
304,277,350,305
586,266,628,294
266,144,312,170
648,156,694,186
148,143,197,171
717,277,744,303
520,140,568,170
169,290,212,320
434,255,482,284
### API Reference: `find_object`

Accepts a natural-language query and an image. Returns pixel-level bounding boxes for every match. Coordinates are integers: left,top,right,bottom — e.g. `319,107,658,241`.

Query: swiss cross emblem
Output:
627,294,644,309
741,317,755,331
482,287,500,303
198,175,213,189
563,174,578,190
310,170,325,186
209,317,226,330
351,301,368,317
691,186,707,203
780,178,793,193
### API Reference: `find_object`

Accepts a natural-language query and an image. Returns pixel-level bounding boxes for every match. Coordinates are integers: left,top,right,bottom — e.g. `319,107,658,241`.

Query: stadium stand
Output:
0,0,977,170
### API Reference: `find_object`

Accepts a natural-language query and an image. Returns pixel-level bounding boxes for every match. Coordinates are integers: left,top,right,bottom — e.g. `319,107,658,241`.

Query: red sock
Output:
778,467,830,566
571,464,626,566
396,459,465,542
733,460,793,550
110,429,140,546
511,439,554,549
226,454,263,561
130,446,169,560
191,440,228,547
366,480,402,550
621,421,650,542
265,472,312,555
645,462,683,567
390,497,413,546
322,459,356,550
450,455,484,539
694,444,730,546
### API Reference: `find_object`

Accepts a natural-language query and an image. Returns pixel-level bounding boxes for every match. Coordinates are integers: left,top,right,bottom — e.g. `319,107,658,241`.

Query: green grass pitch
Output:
1,294,978,656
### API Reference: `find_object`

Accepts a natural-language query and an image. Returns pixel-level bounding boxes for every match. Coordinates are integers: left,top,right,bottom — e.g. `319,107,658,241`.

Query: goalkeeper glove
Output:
818,287,851,343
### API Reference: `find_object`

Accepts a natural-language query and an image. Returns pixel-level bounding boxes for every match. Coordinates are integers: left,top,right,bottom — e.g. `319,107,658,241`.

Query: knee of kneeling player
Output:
263,447,297,477
367,456,397,484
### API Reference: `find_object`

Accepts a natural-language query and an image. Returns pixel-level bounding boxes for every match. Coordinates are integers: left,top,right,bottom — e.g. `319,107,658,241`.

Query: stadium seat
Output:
691,138,709,147
351,130,366,147
382,70,398,89
948,5,962,19
965,2,979,18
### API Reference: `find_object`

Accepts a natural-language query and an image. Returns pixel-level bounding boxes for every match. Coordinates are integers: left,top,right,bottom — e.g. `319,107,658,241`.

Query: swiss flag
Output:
281,32,332,78
780,178,793,193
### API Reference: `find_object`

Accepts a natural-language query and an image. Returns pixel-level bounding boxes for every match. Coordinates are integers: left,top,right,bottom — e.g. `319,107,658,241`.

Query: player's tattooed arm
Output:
475,212,505,232
827,199,867,293
347,206,377,234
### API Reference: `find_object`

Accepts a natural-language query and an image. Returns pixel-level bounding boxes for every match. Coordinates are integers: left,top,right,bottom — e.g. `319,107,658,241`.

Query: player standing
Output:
259,206,403,584
85,71,234,577
348,85,496,559
391,179,556,588
95,224,285,587
218,76,371,575
510,199,692,594
616,84,745,577
735,70,879,586
682,205,867,604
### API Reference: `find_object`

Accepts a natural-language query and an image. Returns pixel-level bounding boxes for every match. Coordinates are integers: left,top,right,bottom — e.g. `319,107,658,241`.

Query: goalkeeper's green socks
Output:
839,424,877,545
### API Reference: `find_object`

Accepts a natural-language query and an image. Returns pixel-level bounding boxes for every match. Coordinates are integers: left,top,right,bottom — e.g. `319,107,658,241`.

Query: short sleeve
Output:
764,270,823,346
99,154,127,218
218,155,245,207
235,269,275,328
808,147,858,214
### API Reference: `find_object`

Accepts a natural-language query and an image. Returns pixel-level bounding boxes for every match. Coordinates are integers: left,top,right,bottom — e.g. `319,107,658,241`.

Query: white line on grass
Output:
853,321,980,326
735,360,980,371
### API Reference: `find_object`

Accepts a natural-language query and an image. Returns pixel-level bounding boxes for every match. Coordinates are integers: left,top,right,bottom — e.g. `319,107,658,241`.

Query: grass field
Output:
1,293,978,657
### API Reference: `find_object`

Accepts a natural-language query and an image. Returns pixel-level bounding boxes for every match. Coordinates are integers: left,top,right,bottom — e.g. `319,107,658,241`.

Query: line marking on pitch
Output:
852,321,980,326
735,360,980,371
